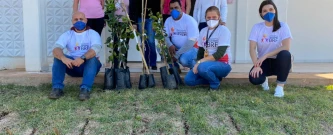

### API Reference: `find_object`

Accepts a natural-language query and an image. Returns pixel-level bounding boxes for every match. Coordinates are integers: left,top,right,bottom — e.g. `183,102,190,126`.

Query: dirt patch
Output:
66,122,86,135
76,108,92,116
320,122,333,135
226,113,241,134
0,112,19,132
83,121,100,135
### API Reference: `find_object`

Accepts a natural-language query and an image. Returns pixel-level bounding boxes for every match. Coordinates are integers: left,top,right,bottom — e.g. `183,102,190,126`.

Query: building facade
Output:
0,0,332,72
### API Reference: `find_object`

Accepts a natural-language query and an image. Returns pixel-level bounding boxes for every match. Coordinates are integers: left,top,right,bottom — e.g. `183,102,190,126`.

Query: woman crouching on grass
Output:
248,0,292,97
184,6,232,91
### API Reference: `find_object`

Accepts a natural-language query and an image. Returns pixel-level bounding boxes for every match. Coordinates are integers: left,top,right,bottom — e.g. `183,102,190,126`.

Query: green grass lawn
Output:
1,84,333,135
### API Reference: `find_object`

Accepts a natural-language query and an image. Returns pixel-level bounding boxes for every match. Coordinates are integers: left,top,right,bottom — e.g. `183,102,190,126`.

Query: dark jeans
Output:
249,50,291,85
52,55,102,91
137,18,157,67
87,17,105,36
198,22,207,32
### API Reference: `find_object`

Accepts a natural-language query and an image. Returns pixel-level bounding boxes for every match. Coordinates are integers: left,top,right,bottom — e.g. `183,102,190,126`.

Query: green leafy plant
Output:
104,0,136,67
149,11,173,66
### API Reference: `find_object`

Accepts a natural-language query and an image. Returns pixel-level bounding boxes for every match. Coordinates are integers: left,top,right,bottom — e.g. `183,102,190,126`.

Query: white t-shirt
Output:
164,13,199,49
249,22,292,58
198,25,232,64
55,29,102,58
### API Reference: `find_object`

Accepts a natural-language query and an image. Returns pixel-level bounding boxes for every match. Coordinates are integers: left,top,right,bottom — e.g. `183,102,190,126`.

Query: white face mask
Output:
206,20,219,28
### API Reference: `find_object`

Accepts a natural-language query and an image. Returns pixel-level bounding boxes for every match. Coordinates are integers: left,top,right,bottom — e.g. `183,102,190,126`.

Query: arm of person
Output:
197,46,227,63
52,32,74,68
160,0,165,14
73,0,79,12
85,30,103,59
173,17,199,58
220,0,228,23
186,0,191,14
174,39,196,59
263,38,291,58
249,41,258,65
101,0,105,10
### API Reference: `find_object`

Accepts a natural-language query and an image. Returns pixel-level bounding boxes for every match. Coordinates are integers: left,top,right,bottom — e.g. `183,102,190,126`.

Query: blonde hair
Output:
205,6,222,23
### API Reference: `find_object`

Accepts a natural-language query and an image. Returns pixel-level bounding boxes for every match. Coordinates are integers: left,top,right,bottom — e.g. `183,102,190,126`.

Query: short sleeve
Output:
54,31,71,49
248,24,258,42
218,26,231,46
89,30,102,46
280,23,292,40
186,17,199,40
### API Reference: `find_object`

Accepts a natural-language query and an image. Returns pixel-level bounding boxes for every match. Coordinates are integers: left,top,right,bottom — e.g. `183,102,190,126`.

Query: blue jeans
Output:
170,48,198,69
137,18,157,67
185,61,231,89
52,55,102,91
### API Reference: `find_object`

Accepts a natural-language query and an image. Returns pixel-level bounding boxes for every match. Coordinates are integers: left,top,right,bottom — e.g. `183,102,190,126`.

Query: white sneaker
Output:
274,86,284,97
261,77,269,91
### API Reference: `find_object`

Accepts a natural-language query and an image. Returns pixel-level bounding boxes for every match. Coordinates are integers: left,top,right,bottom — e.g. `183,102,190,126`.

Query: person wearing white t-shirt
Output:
164,0,199,70
193,0,227,31
248,0,292,98
49,12,102,101
185,6,232,90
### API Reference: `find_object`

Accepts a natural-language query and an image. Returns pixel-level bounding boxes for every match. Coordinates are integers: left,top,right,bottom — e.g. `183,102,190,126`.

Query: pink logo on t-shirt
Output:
261,34,278,43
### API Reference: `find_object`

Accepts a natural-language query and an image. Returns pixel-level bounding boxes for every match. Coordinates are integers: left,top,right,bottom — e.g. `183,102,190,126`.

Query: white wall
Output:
287,0,333,62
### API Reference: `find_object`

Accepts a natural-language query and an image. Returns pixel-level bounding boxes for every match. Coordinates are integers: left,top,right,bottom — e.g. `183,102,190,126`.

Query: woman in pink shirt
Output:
73,0,105,36
161,0,191,23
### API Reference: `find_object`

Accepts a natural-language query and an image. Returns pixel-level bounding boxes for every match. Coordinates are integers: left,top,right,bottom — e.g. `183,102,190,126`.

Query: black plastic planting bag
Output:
166,74,178,89
147,74,155,88
159,66,168,88
124,67,132,88
170,66,183,85
115,68,126,90
104,68,116,90
138,74,148,90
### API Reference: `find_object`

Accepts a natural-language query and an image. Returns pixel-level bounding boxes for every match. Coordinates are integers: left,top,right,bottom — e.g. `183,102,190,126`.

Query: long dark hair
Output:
259,0,281,32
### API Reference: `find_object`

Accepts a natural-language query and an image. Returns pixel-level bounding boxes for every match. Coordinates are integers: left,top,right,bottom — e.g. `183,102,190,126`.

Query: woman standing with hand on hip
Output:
248,0,292,98
185,6,232,91
73,0,105,36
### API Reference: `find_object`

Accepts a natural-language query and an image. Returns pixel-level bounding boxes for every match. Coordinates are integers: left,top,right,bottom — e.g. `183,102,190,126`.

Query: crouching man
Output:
49,12,102,101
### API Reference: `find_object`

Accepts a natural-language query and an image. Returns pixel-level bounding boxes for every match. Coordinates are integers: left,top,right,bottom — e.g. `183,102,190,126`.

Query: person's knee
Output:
277,50,291,59
85,57,100,67
249,75,266,85
179,56,188,67
184,75,196,86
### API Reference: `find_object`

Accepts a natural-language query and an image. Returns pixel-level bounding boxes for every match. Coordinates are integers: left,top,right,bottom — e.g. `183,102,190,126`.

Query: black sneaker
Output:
151,66,158,70
79,88,90,101
49,88,64,99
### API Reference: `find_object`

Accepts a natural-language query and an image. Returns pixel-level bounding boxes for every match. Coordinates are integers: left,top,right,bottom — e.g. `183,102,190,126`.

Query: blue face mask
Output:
73,21,86,31
263,12,275,22
171,9,180,20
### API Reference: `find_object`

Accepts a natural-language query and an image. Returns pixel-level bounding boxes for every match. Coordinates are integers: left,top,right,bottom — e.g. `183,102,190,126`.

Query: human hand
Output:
169,45,176,55
255,55,267,67
172,57,177,62
250,67,263,78
72,58,85,67
193,64,199,74
61,56,74,69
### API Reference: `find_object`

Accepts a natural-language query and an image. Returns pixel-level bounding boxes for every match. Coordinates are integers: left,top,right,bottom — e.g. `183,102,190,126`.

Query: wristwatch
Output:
80,55,86,61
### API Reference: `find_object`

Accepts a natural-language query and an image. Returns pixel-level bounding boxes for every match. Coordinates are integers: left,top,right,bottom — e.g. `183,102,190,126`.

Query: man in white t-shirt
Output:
164,0,199,70
49,12,102,101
